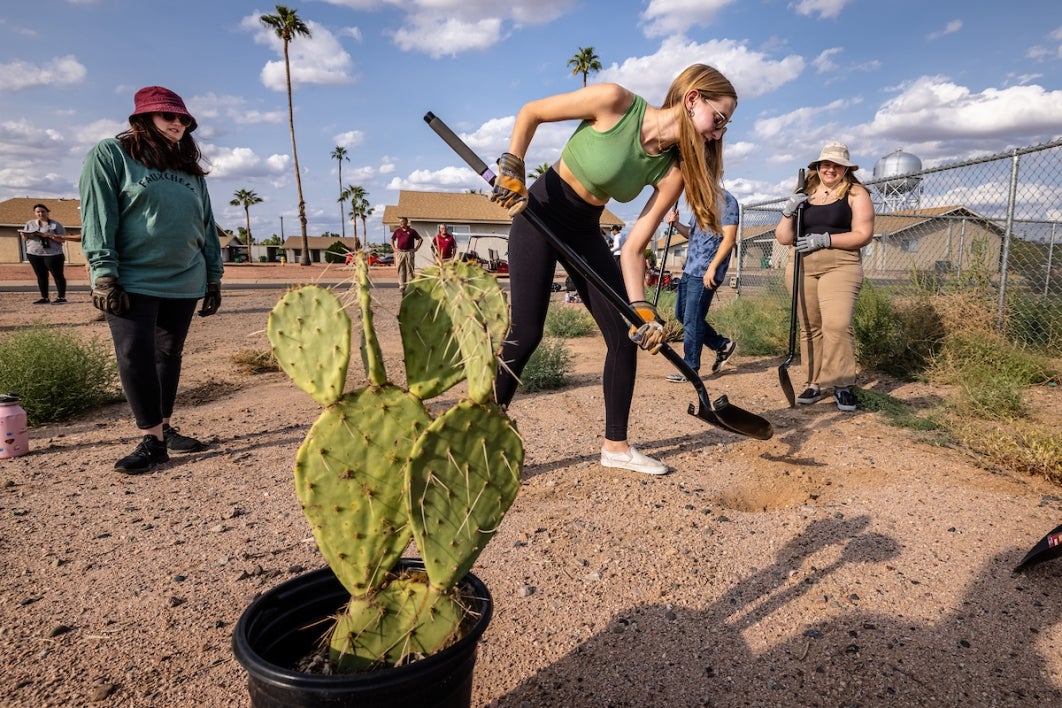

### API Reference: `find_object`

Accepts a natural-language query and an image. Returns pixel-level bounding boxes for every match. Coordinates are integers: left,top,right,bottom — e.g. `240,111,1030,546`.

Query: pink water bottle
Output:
0,394,29,459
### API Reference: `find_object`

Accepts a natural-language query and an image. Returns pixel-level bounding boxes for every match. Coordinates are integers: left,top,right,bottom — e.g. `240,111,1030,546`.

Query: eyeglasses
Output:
703,98,732,134
158,112,192,127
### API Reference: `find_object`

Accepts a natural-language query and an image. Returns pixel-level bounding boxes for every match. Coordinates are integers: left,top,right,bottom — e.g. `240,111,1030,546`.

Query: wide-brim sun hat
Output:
808,141,857,171
129,86,197,132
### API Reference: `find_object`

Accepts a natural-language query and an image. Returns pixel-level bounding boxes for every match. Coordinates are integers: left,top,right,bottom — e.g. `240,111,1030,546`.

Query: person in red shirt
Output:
390,217,422,293
432,223,457,261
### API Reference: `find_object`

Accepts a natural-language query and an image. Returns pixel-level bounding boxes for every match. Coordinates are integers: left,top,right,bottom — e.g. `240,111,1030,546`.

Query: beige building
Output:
381,190,625,270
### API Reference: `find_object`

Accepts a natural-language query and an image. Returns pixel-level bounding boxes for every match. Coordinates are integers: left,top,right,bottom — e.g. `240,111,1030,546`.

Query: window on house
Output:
900,238,918,253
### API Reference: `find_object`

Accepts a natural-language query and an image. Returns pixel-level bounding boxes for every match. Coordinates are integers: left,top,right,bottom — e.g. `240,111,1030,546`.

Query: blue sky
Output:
2,0,1060,245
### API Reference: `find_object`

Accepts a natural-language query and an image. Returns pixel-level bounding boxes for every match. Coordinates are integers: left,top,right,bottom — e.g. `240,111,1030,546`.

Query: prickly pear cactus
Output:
267,253,523,672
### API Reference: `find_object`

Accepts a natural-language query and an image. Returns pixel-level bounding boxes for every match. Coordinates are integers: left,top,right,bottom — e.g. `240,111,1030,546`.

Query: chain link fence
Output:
731,138,1062,354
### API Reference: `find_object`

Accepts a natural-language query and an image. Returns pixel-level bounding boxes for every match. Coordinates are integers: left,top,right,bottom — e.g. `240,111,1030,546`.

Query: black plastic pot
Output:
232,560,493,708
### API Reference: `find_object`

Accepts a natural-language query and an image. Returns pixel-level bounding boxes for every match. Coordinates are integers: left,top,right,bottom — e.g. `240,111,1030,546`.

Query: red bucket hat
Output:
129,86,197,132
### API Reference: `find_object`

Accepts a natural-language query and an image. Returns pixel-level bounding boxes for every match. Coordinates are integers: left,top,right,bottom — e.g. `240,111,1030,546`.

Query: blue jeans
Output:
674,275,727,372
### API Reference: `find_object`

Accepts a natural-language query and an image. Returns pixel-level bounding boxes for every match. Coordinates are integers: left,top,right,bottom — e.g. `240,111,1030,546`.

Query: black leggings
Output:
106,295,198,430
496,168,637,442
27,253,66,299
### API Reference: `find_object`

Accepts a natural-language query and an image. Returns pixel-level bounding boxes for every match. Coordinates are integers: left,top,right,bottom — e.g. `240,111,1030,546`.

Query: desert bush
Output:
0,323,120,425
544,305,596,338
853,387,942,431
231,348,280,375
518,338,571,393
711,293,788,356
854,282,944,380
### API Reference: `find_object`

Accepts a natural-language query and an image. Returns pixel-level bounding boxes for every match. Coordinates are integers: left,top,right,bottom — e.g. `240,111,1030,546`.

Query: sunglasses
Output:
158,112,193,127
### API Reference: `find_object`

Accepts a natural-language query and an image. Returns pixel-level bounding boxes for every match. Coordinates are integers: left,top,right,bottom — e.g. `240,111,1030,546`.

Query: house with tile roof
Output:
380,190,625,270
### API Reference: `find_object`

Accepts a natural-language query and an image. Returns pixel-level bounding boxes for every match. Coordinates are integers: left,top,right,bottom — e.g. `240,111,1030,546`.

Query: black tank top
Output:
802,198,851,236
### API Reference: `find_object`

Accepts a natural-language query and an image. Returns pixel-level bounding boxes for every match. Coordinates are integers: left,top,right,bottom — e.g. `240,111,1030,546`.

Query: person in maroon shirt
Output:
390,217,423,293
431,223,457,261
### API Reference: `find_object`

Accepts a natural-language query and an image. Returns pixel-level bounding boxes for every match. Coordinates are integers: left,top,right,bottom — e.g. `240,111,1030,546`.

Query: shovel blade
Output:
689,395,773,440
778,362,796,408
1014,523,1062,572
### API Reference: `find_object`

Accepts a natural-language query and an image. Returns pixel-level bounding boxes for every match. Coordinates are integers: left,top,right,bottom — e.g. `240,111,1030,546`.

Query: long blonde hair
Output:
662,64,736,234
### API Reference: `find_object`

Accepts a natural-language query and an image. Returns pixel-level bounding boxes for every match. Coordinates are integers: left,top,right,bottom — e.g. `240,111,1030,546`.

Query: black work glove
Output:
490,152,528,217
628,300,665,355
198,282,221,317
91,276,130,316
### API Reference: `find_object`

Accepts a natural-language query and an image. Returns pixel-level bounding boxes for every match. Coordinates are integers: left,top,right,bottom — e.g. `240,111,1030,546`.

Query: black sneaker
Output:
115,435,169,474
163,424,206,453
711,339,736,373
795,386,823,405
33,297,49,305
834,387,857,412
53,297,67,304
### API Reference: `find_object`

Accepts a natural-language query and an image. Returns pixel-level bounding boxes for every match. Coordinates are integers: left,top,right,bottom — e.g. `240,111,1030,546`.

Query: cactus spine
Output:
267,254,522,671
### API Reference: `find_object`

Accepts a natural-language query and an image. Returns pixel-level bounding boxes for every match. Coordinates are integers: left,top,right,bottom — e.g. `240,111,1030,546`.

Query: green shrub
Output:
324,239,352,264
544,304,596,338
711,293,788,356
854,282,944,380
854,388,941,431
518,338,571,393
0,324,120,425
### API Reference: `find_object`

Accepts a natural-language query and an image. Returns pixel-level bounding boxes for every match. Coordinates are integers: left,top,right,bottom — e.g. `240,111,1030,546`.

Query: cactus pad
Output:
295,386,432,596
329,570,466,671
267,285,350,406
399,271,465,399
407,399,523,590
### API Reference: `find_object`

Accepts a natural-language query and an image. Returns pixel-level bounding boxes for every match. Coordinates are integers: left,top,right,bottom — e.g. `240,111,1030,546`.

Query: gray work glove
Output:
91,276,131,316
781,193,809,218
198,282,221,317
490,152,528,217
795,232,832,254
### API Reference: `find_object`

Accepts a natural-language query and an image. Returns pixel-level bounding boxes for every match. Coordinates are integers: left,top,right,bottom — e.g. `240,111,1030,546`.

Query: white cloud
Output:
789,0,851,20
191,93,286,127
391,17,503,57
243,15,356,91
597,36,804,102
865,76,1062,144
204,146,290,179
813,48,843,74
640,0,736,38
386,165,483,192
334,130,365,148
927,19,962,40
0,55,86,91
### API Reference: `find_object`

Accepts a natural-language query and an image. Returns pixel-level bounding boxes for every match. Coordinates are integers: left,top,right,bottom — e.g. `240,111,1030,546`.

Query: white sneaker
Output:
600,446,669,475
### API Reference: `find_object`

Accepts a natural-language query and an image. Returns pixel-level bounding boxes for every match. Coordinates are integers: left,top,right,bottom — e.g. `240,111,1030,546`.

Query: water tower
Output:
872,149,923,212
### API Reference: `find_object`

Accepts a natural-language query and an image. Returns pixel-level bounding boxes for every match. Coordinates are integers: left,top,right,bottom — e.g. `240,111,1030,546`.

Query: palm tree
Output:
530,162,551,181
331,146,349,238
351,195,374,247
260,5,312,265
339,184,366,242
567,46,602,87
229,188,263,247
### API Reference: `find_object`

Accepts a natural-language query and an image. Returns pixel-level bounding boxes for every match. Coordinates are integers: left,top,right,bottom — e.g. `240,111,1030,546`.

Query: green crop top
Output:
560,94,676,203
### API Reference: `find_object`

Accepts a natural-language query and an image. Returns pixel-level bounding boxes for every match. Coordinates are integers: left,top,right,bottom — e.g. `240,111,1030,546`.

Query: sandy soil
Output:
1,263,1060,707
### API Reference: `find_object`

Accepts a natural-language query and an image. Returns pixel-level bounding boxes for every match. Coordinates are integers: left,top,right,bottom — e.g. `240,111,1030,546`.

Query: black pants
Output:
106,295,198,430
496,168,637,442
27,253,66,299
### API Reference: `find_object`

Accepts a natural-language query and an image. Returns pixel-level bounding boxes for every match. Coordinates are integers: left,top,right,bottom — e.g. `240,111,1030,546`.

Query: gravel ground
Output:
1,265,1060,707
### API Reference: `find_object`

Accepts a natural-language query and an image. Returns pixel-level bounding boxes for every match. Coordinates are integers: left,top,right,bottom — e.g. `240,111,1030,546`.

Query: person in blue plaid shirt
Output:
665,188,738,381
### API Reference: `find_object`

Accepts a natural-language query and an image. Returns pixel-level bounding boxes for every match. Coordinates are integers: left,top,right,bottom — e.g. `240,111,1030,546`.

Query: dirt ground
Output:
1,262,1060,707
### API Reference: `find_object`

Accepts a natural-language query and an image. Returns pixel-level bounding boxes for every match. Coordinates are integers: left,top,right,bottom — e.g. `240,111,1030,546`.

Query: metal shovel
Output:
778,168,806,408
